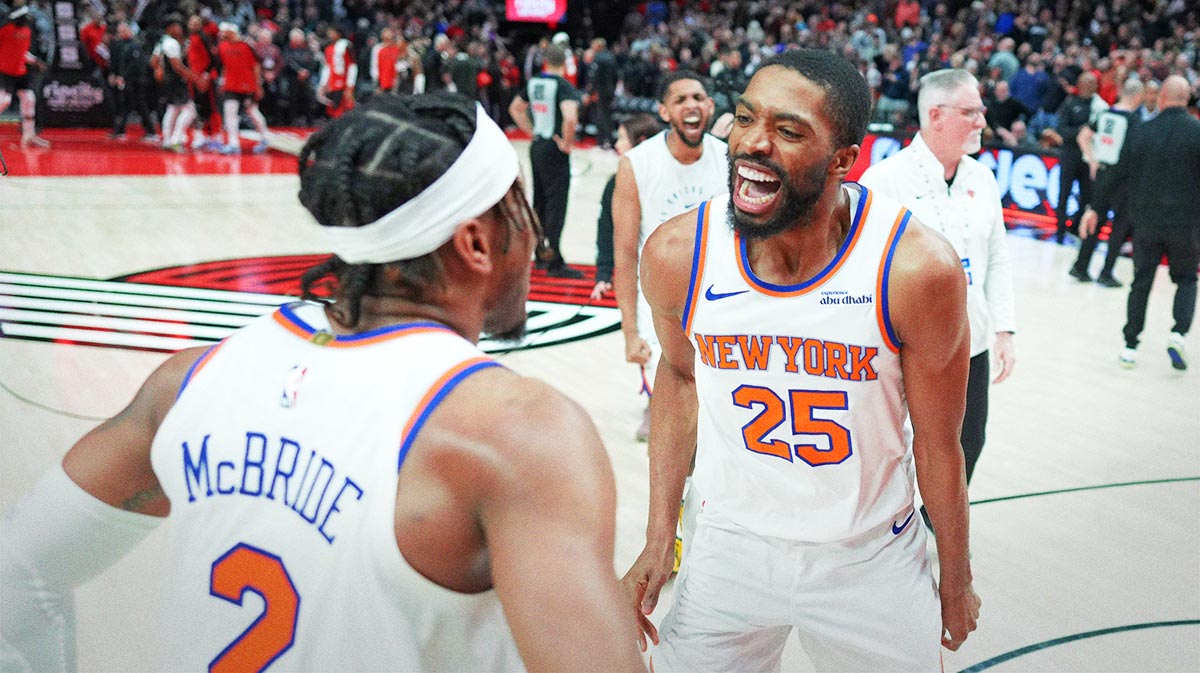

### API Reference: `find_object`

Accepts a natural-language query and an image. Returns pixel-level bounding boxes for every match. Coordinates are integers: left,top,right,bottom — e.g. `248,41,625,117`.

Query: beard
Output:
672,122,705,148
727,153,831,240
484,320,528,345
482,286,529,344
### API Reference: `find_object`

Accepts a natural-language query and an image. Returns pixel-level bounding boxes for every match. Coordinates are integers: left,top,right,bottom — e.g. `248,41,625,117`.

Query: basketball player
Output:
152,15,205,152
216,22,270,154
860,69,1017,496
0,94,646,673
622,50,980,672
0,6,49,147
508,43,582,278
612,70,728,442
317,24,356,118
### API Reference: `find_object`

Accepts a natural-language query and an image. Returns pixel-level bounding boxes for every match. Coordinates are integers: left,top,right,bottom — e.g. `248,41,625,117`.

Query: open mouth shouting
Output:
732,160,783,215
680,112,704,134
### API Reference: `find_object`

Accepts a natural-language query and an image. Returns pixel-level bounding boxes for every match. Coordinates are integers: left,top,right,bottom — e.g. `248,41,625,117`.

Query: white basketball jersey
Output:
149,302,523,673
627,130,729,337
683,186,914,542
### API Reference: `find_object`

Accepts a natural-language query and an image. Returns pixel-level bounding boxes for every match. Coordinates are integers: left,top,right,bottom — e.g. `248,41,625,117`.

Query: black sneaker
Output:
546,264,584,279
1096,274,1122,288
1068,267,1093,283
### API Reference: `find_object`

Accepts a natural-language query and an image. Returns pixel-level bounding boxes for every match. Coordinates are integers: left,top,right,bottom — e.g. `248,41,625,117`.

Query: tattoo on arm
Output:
122,486,165,513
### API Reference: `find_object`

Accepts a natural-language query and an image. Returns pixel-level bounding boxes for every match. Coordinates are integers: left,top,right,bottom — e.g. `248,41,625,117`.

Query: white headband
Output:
318,102,520,264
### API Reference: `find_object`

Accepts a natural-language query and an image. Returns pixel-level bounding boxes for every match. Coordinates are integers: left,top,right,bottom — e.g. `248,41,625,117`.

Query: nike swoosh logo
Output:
704,285,748,301
892,510,916,535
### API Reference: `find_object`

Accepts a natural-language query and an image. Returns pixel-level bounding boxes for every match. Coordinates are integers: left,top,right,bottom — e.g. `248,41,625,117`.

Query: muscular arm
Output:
888,222,980,650
558,98,579,147
478,378,646,673
1,348,202,672
611,157,649,362
64,346,207,513
620,211,699,647
508,95,532,135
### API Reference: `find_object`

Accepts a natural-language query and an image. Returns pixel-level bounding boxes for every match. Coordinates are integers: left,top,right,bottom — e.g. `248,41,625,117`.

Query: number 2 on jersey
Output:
732,386,853,465
210,543,300,673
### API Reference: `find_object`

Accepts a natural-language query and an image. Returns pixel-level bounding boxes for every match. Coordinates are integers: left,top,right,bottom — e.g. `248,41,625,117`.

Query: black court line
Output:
969,477,1200,506
958,620,1200,672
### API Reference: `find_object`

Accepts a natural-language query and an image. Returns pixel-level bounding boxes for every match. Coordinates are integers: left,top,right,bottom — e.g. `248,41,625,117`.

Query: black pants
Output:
594,93,615,147
530,138,571,264
962,351,990,484
1124,226,1199,348
1072,211,1132,279
113,80,159,136
1056,152,1091,242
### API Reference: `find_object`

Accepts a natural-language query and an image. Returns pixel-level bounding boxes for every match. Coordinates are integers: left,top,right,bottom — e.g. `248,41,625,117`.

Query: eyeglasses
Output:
937,104,988,119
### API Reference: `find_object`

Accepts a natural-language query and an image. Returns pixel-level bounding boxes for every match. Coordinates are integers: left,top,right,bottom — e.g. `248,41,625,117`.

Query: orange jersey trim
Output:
681,200,713,336
875,208,911,354
272,304,454,347
734,187,873,297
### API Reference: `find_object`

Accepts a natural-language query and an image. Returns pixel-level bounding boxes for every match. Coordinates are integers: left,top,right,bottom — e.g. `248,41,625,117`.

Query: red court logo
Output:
0,256,618,353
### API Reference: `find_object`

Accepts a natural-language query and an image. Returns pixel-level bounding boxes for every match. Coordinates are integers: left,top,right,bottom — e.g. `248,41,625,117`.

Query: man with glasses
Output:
861,68,1016,515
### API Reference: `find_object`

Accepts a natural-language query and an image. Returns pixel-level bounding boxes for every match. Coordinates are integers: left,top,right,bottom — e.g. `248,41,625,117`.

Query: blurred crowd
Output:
1,0,1197,151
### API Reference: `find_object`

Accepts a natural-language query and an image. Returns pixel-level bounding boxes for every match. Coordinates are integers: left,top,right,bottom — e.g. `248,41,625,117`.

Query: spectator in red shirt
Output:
0,6,49,147
186,15,220,150
318,24,357,118
78,10,108,74
370,27,402,94
216,22,270,154
895,0,921,29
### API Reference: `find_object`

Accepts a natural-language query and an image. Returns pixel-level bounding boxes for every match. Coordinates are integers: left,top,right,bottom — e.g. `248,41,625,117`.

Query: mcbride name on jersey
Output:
149,302,522,672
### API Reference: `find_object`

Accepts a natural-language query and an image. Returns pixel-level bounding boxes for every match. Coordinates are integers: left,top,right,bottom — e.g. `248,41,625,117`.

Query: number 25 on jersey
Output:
732,385,853,466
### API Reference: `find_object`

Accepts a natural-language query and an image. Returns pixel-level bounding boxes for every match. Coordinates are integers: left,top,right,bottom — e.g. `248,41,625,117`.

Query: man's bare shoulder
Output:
641,206,703,311
425,365,604,477
643,207,701,276
891,215,963,288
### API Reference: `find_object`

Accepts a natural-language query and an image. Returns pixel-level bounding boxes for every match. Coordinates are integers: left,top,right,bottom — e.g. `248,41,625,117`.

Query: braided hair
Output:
298,92,493,328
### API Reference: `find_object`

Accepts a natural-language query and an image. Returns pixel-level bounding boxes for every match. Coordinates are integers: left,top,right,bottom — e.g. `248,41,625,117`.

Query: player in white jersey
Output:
0,94,646,673
621,50,980,672
613,70,729,441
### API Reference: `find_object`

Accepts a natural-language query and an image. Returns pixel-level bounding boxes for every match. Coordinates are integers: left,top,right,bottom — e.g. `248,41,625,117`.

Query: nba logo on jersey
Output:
281,365,308,408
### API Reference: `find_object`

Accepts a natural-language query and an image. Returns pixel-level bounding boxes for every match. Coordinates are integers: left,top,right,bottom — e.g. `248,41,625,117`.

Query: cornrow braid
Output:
297,92,482,328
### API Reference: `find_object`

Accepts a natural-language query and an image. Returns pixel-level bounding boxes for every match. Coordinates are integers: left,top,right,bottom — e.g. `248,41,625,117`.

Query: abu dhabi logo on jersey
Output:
818,290,873,305
0,256,619,354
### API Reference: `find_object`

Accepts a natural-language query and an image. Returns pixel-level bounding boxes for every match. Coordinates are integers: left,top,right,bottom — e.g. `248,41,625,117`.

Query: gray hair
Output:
1119,76,1144,101
917,69,978,127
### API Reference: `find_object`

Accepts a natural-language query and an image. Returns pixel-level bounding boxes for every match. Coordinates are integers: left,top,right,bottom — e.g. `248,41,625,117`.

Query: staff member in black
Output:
509,43,582,278
1081,75,1200,371
1053,71,1098,244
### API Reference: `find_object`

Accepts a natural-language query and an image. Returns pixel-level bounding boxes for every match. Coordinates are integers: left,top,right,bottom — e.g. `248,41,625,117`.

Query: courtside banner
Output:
505,0,566,23
849,133,1079,232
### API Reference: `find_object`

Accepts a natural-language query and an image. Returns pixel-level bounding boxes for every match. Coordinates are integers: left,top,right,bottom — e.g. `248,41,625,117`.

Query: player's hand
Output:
1079,208,1099,240
625,335,651,365
939,579,981,651
1088,160,1099,180
553,134,572,154
620,540,675,652
992,331,1015,384
590,280,612,300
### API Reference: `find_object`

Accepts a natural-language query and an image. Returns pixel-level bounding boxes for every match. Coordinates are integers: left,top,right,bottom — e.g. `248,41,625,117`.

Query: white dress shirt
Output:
860,133,1016,357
